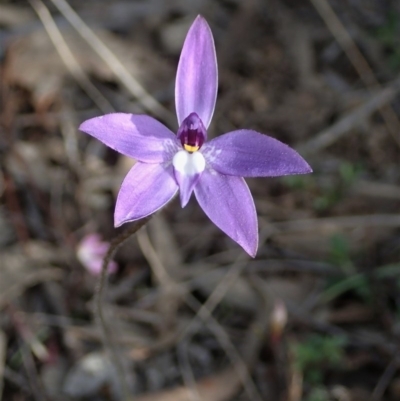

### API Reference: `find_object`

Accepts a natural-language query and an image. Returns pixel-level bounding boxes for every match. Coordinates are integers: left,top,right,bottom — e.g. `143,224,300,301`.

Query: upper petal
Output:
194,170,258,257
175,16,218,129
202,129,312,177
115,162,178,226
80,113,179,163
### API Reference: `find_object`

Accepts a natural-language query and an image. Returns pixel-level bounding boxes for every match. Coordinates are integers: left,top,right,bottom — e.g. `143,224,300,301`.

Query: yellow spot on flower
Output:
183,144,199,152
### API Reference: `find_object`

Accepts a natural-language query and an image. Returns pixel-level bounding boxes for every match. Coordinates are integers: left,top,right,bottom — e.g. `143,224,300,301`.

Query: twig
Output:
47,0,174,125
19,339,47,401
0,331,6,401
94,216,152,401
3,171,30,245
137,228,181,332
137,228,173,287
297,76,400,155
181,256,249,340
28,0,114,114
287,349,303,401
184,294,264,401
271,213,400,233
310,0,380,88
7,304,48,362
177,339,201,401
309,0,400,148
0,268,64,310
138,229,262,401
372,354,398,401
351,179,400,200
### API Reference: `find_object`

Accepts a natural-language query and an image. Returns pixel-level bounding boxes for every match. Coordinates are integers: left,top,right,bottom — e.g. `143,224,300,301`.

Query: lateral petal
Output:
194,170,258,257
115,162,178,226
202,129,312,177
80,113,179,163
175,16,218,129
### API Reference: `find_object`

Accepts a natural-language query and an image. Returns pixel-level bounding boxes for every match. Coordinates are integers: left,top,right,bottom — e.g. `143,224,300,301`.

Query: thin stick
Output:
184,294,264,401
180,256,248,341
177,339,201,401
137,229,263,401
28,0,114,114
372,354,398,401
272,213,400,232
297,76,400,155
48,0,174,125
94,216,151,401
19,340,46,401
0,331,6,401
309,0,400,148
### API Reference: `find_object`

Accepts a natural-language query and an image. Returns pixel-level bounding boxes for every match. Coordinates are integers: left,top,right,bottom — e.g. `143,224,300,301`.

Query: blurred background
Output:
1,0,400,400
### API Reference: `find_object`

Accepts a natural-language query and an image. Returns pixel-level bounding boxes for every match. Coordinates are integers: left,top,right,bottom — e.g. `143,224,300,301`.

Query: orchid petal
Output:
80,113,179,163
194,170,258,257
202,130,312,177
173,150,205,207
115,162,178,226
175,15,218,128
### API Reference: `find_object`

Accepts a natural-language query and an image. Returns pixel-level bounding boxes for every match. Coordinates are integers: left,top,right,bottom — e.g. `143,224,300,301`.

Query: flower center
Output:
172,150,206,176
177,112,207,153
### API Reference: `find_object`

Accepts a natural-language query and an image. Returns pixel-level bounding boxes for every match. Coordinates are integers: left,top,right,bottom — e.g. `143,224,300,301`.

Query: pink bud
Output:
77,234,117,276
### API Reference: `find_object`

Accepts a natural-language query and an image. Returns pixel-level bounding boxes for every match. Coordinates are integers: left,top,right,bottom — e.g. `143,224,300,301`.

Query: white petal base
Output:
172,150,206,207
173,150,205,175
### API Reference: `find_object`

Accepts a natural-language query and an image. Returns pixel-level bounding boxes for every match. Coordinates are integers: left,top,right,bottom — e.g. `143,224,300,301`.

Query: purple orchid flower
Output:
79,16,311,257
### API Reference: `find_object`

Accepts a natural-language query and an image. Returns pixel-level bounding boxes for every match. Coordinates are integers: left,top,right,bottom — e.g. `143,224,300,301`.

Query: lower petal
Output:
115,162,178,226
194,170,258,257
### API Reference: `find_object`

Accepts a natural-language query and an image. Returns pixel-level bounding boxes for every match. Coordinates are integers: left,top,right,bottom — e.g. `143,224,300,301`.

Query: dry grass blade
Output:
183,295,263,401
48,0,174,124
372,354,398,401
273,214,400,233
137,228,182,332
351,179,400,200
309,0,400,148
0,331,6,401
137,228,174,287
28,0,114,114
138,229,263,401
297,76,400,154
0,4,34,26
0,268,64,310
182,223,275,340
133,282,269,401
181,257,249,340
177,340,201,401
